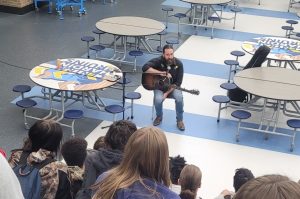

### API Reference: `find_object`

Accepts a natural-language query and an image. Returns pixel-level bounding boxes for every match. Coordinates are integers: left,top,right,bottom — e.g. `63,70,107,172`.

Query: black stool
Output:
287,119,300,152
81,36,95,58
16,99,37,129
231,110,251,142
92,29,106,45
105,105,125,121
90,44,105,58
212,95,230,122
162,7,173,29
13,85,31,99
129,50,143,71
224,59,239,82
63,109,84,137
208,16,221,39
125,92,141,119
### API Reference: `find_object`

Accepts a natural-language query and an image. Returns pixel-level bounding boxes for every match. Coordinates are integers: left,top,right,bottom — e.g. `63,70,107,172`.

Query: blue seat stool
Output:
105,105,125,121
281,26,294,38
230,50,245,62
212,95,230,122
173,13,187,37
224,59,239,82
129,50,143,71
287,119,300,152
13,85,31,99
81,36,95,58
16,99,37,129
231,110,251,142
166,39,179,46
90,44,105,58
208,16,221,39
92,29,106,45
63,109,84,137
230,7,242,29
125,92,141,119
162,7,173,28
220,82,237,90
157,30,167,52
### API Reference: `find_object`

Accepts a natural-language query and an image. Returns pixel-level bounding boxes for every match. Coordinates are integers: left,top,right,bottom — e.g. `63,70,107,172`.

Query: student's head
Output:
61,137,88,167
233,168,254,192
104,120,137,151
234,174,300,199
169,155,186,184
93,136,105,150
93,126,170,199
179,165,202,199
24,120,63,153
162,44,174,65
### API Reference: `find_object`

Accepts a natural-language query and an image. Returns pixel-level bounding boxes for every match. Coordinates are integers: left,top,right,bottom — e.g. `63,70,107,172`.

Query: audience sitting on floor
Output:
92,126,180,199
61,137,88,198
179,164,202,199
215,168,254,199
8,119,72,199
93,136,105,150
76,120,137,198
170,155,187,194
234,174,300,199
0,153,24,199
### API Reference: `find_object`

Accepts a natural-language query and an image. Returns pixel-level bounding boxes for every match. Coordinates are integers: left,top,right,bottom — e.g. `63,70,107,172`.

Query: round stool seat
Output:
174,13,186,18
230,7,242,12
166,39,179,45
16,99,37,108
212,95,230,103
287,119,300,129
231,50,245,57
105,105,125,114
158,30,167,35
286,20,298,25
125,92,141,100
13,85,31,93
129,50,143,57
64,110,83,119
92,29,105,35
90,44,105,51
281,26,294,31
224,60,239,66
208,16,220,22
162,7,173,12
231,110,251,120
81,36,95,42
220,83,237,90
296,33,300,37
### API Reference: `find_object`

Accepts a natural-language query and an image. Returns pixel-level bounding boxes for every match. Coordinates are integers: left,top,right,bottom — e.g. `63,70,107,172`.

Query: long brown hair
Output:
179,165,202,199
92,126,171,199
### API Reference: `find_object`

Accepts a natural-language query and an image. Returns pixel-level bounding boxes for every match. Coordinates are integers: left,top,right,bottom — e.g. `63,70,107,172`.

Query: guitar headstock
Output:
189,89,200,95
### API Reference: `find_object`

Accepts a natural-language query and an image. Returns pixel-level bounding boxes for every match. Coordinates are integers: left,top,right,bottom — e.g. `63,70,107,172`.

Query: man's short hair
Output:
61,137,88,167
104,120,137,151
233,168,254,192
162,44,174,54
169,155,186,184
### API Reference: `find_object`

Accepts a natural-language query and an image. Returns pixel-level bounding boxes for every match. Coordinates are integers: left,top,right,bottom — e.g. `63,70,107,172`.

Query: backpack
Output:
13,151,55,199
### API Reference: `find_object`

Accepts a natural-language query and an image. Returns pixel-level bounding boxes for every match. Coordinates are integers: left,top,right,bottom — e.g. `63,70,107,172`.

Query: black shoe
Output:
153,116,162,126
177,120,185,131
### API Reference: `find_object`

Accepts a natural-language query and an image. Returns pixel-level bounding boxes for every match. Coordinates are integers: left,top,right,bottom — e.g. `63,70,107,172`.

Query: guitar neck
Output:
173,85,199,95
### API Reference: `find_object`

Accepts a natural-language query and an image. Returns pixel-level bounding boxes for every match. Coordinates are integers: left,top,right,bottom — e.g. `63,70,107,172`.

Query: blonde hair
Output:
179,165,202,199
92,126,170,199
234,174,300,199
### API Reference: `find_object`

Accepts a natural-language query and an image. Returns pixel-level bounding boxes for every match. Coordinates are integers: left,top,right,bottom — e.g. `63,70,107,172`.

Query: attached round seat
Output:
208,16,221,39
231,50,245,61
224,59,239,82
13,85,31,99
166,39,179,46
230,7,242,29
92,29,106,45
231,110,251,120
212,95,230,122
286,20,298,25
64,109,84,137
129,50,143,71
173,13,186,37
287,119,300,152
157,30,168,52
81,36,95,58
220,82,237,90
16,99,37,109
281,26,294,38
162,7,174,28
125,92,141,119
105,105,125,121
89,44,105,58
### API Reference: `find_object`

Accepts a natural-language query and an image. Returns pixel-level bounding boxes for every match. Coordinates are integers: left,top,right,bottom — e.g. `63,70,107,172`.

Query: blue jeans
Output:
154,89,184,121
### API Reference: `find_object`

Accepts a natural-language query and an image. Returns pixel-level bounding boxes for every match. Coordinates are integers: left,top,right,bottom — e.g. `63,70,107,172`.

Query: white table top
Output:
30,58,122,91
180,0,231,5
234,67,300,101
242,37,300,61
96,16,165,36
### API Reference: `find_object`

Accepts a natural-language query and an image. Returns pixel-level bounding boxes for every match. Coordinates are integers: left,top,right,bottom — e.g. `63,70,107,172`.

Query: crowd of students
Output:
1,119,300,199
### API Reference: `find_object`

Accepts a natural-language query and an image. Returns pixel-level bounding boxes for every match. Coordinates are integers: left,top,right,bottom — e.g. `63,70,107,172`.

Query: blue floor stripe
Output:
162,0,298,19
12,86,300,155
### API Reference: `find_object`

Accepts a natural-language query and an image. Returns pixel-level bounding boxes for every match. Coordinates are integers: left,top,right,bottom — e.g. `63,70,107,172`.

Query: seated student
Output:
215,168,254,199
81,120,137,190
179,165,202,199
0,154,24,199
61,137,88,198
93,136,105,150
9,119,72,199
92,126,180,199
170,155,187,194
234,174,300,199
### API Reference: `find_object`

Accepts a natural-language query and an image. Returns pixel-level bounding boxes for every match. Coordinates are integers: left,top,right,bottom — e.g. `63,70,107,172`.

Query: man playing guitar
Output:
142,44,185,131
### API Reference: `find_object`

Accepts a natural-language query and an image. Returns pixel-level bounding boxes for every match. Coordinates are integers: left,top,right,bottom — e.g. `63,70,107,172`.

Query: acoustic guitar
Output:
142,73,200,95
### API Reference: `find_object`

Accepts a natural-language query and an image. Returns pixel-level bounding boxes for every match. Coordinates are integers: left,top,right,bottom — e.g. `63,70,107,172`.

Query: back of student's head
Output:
104,120,137,151
61,137,87,167
93,136,105,150
169,155,186,184
24,120,63,153
93,126,170,199
234,174,300,199
179,164,202,199
233,168,254,192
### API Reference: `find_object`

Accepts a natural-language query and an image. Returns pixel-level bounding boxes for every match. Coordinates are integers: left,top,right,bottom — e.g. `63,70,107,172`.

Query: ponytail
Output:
179,189,196,199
